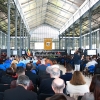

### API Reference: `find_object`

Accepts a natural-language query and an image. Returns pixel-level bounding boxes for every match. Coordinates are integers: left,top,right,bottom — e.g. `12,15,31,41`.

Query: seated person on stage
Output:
46,78,74,100
25,63,39,86
4,75,37,100
60,64,73,85
39,67,60,94
11,67,34,91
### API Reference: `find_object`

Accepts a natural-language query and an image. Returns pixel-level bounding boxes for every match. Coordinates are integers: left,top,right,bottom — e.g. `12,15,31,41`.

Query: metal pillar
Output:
89,9,92,49
25,28,26,49
79,18,82,48
22,23,24,49
67,28,70,54
28,34,30,49
7,0,11,57
19,18,22,56
72,25,75,49
59,35,61,49
15,7,18,50
65,38,67,50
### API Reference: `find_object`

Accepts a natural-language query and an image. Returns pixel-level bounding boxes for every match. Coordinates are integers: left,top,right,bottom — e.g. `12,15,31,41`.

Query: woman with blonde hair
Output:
10,63,17,73
66,71,89,100
10,63,18,79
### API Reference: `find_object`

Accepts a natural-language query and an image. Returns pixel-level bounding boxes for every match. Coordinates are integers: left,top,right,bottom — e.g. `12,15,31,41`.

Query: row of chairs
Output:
0,92,82,100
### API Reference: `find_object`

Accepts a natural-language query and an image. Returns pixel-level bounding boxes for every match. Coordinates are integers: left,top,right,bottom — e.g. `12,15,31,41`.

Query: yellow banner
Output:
44,38,52,50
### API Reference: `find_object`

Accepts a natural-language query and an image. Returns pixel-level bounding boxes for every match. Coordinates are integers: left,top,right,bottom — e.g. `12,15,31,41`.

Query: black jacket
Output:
25,70,39,85
39,78,55,94
4,85,37,100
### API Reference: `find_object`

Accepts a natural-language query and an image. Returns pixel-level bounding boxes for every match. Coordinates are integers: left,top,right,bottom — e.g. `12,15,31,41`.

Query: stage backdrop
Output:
44,38,52,50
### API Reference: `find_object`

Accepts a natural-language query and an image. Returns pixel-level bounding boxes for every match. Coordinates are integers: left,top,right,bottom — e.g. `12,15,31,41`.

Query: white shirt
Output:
66,81,89,100
86,60,97,68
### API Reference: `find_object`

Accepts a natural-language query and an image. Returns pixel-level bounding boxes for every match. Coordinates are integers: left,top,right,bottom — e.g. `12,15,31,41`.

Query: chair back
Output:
94,67,100,74
0,84,10,92
88,65,95,73
77,96,83,100
38,93,53,100
0,92,4,100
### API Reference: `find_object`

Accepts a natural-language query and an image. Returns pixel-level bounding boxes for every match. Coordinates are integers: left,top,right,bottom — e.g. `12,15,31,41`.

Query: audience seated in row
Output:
66,71,89,100
60,64,73,85
39,67,60,94
81,74,100,100
46,78,74,100
11,67,34,91
4,75,37,100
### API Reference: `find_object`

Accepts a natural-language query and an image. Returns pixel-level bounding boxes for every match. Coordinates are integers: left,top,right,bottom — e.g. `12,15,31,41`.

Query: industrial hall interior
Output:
0,0,100,100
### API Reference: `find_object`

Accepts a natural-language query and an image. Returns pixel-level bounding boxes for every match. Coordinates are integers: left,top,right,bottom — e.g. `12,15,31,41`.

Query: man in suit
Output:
10,67,34,91
60,64,73,85
4,75,37,100
25,63,39,86
39,67,60,94
46,78,74,100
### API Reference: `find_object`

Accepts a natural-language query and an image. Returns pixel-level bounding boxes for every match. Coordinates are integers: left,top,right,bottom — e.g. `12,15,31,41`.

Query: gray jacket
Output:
81,92,94,100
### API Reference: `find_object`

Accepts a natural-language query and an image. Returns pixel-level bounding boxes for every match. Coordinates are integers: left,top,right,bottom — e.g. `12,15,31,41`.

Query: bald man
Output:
39,68,60,94
52,78,65,93
46,78,75,100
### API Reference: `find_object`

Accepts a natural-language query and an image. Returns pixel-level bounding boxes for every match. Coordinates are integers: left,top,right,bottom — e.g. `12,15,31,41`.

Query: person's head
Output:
49,94,67,100
26,63,33,71
6,68,14,76
52,78,65,93
50,67,60,78
70,71,86,85
89,75,97,92
16,75,30,89
46,66,52,74
66,64,73,72
94,75,100,100
50,64,59,69
10,63,17,73
16,67,25,76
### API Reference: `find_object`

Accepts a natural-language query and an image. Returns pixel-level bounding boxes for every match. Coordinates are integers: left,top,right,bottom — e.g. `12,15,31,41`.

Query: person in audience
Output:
39,66,51,84
11,57,19,64
39,67,60,94
11,67,34,91
10,63,17,73
60,64,73,85
4,75,37,100
1,68,15,84
25,63,39,86
85,57,97,68
81,75,100,100
46,78,74,100
66,71,89,100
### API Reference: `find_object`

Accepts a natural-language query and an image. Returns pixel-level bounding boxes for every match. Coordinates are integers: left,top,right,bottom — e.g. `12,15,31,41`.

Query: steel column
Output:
15,7,18,50
7,0,11,57
22,23,24,49
72,25,75,49
89,8,92,49
25,28,26,49
19,18,22,56
59,35,61,49
28,34,30,49
79,18,82,48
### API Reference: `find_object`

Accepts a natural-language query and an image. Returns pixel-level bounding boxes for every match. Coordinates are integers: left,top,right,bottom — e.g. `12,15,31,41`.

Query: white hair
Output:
50,64,60,69
46,66,52,73
16,75,30,86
